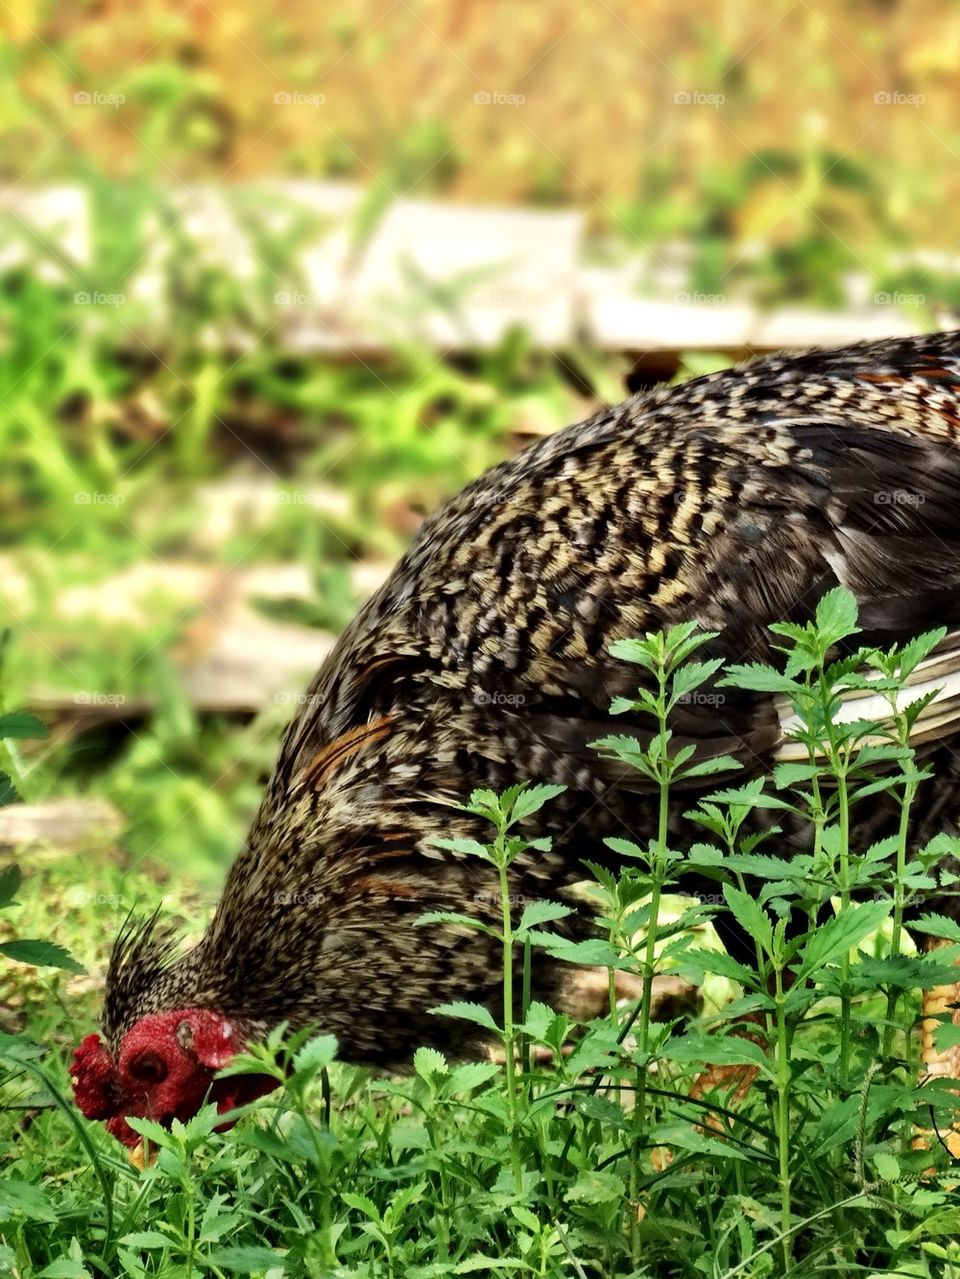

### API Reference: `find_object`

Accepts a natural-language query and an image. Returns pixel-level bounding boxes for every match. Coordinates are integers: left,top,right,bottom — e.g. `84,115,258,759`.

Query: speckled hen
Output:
72,331,960,1145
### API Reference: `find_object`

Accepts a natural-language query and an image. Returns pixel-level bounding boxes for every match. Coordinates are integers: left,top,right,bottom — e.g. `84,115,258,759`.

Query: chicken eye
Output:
129,1051,168,1084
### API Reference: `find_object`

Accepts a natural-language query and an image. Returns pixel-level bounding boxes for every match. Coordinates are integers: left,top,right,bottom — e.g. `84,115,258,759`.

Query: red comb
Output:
71,1033,123,1120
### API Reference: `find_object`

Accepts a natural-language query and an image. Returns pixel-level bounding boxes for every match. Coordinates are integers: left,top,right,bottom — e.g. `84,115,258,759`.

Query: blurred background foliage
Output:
0,0,956,888
0,0,956,244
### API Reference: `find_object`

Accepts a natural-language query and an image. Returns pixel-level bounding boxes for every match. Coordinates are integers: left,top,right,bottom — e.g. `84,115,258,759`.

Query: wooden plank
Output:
283,183,584,350
0,798,122,850
583,263,926,354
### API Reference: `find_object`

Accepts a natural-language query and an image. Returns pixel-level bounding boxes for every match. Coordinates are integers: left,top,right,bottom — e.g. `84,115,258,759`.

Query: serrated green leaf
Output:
0,710,47,740
341,1191,381,1221
119,1232,174,1250
516,900,573,932
292,1034,337,1077
430,1001,498,1031
815,586,860,642
723,884,773,955
511,784,566,823
797,900,890,978
38,1261,92,1279
0,1180,57,1223
413,1046,448,1080
671,658,725,702
0,939,84,972
449,1061,499,1092
719,664,799,694
912,913,960,942
681,755,744,780
680,947,758,988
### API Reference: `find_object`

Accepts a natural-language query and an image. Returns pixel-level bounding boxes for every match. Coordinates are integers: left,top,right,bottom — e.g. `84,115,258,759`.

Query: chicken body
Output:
99,331,960,1074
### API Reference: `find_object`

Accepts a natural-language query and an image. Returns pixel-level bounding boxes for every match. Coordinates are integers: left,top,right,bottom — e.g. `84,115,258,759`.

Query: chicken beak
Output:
128,1143,158,1170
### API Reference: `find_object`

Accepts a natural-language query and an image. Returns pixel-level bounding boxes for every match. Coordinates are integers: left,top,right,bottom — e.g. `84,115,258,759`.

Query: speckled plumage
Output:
104,330,960,1066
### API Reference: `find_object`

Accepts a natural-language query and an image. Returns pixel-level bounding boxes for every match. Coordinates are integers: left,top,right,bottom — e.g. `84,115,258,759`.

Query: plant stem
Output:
773,960,793,1272
883,705,917,1061
836,767,852,1088
819,670,852,1089
498,852,524,1194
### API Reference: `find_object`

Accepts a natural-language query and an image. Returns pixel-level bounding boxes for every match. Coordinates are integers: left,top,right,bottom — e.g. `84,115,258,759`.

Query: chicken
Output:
72,330,960,1147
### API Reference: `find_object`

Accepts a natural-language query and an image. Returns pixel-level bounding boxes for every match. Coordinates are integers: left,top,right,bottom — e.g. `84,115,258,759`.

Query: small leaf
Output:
814,586,859,643
797,900,890,978
413,1046,448,1080
429,1001,498,1031
119,1232,174,1250
912,913,960,942
719,664,799,694
0,710,47,740
291,1034,337,1078
681,755,743,779
414,910,497,937
603,836,647,859
0,865,21,908
723,884,773,956
664,1033,770,1075
671,658,725,702
429,836,492,860
341,1192,381,1222
510,784,566,823
681,946,757,988
517,900,573,932
0,1180,56,1223
38,1261,91,1279
564,1170,626,1205
124,1116,171,1146
449,1061,499,1092
0,939,84,972
650,1122,756,1163
207,1247,289,1273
